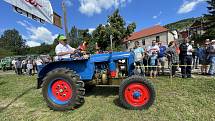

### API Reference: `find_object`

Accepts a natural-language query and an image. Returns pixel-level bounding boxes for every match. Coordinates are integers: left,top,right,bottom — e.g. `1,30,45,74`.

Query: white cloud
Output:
88,28,95,34
17,21,27,27
17,21,58,47
152,16,158,19
79,0,132,16
178,0,206,14
152,11,162,19
26,26,58,44
26,41,41,47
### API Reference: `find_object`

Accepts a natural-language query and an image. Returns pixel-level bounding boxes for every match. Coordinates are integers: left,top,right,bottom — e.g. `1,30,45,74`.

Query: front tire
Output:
42,68,85,111
119,75,155,110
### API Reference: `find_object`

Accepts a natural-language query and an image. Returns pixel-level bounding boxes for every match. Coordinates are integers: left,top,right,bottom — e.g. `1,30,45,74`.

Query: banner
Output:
4,0,54,24
53,12,62,28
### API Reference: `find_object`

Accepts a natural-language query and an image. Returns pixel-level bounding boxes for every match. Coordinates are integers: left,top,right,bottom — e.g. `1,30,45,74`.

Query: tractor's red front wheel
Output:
119,76,155,110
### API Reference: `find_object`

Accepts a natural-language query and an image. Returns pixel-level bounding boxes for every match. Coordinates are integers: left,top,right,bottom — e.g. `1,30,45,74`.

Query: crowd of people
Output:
132,38,215,78
7,34,215,79
11,56,51,76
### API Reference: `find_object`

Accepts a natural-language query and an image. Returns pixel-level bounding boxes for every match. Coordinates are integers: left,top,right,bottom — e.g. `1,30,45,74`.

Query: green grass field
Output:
0,74,215,121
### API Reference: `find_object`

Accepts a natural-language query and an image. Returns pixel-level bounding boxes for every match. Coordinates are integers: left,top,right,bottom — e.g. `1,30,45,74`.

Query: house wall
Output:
125,32,174,51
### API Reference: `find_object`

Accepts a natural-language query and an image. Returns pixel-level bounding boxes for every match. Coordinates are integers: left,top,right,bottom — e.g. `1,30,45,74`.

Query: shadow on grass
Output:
0,87,35,112
113,98,127,110
0,81,7,86
85,86,119,97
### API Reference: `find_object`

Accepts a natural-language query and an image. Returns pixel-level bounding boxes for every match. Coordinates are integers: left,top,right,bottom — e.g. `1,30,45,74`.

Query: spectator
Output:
208,40,215,76
149,52,158,78
32,60,37,75
143,49,150,75
147,40,160,77
147,40,160,56
205,39,210,44
12,58,17,74
133,41,145,75
35,57,43,73
205,39,211,73
195,43,200,69
179,38,193,78
165,41,179,77
16,58,22,75
27,60,33,76
158,41,167,75
191,41,196,69
22,59,27,74
198,42,208,75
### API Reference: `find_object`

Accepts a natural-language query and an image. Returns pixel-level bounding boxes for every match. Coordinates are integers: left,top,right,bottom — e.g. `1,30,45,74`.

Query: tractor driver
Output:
55,35,76,60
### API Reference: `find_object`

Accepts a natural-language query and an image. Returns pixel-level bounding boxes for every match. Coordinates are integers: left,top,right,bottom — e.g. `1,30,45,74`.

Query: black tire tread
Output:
42,68,85,111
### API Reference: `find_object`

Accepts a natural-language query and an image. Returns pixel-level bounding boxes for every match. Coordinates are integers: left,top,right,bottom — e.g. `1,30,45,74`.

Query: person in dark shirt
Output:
208,40,215,76
15,58,22,75
165,41,179,77
198,42,208,75
158,41,167,75
179,38,193,78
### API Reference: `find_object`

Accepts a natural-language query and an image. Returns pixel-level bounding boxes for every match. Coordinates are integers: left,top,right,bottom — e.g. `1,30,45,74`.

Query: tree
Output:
0,29,26,55
92,9,136,51
68,26,91,48
204,0,215,38
92,24,108,51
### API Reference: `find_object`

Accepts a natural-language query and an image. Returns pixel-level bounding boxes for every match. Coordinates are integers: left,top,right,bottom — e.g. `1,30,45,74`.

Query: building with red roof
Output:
124,25,174,51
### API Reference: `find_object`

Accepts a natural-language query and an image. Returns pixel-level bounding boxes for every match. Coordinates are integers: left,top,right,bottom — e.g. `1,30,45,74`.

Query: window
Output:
156,36,160,42
142,39,145,45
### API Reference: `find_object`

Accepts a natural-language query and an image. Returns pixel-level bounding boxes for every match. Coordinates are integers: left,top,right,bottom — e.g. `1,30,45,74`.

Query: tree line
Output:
0,9,136,58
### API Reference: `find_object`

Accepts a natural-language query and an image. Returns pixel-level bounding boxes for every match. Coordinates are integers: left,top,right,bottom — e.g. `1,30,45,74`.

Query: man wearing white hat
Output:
208,40,215,76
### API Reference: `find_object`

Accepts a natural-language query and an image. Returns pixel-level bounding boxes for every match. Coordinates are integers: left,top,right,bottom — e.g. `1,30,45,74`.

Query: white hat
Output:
211,40,215,43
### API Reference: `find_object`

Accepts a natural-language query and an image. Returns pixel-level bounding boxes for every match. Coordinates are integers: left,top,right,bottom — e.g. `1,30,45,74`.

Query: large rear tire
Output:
42,68,85,111
119,75,155,110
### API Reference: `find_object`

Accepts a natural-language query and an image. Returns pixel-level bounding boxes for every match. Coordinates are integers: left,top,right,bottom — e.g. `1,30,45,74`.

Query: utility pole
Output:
110,35,113,51
62,1,69,38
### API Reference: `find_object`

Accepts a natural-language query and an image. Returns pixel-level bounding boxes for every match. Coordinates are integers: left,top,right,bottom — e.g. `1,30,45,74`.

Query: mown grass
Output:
0,74,215,121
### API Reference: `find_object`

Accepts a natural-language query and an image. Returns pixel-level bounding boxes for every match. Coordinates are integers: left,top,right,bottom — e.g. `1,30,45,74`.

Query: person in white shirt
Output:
21,59,27,74
27,60,33,76
147,40,160,56
55,35,76,60
11,59,17,74
147,40,160,77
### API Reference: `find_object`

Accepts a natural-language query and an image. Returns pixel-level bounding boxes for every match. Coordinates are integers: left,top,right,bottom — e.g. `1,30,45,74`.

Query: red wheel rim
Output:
51,79,72,101
124,83,150,107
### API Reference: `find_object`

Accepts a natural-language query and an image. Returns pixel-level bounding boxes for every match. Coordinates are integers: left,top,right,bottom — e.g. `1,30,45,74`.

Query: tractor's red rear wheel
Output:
51,79,73,102
42,68,85,111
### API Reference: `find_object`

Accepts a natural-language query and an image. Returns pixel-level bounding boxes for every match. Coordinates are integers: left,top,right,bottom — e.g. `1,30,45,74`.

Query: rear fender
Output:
37,60,95,88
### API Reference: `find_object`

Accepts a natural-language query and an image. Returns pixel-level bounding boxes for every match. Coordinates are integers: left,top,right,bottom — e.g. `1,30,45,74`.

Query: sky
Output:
0,0,208,47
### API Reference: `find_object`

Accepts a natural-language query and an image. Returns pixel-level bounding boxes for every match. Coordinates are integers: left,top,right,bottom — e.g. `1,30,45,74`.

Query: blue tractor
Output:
37,52,155,110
